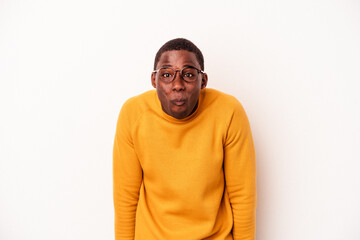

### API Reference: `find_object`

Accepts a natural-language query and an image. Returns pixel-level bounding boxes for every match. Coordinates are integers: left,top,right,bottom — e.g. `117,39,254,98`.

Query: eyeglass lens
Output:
157,67,199,82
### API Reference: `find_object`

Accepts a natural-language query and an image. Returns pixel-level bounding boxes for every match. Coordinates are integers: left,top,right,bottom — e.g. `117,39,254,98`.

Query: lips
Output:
171,99,186,106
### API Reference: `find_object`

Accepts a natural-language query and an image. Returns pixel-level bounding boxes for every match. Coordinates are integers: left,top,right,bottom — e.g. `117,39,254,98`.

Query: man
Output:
113,38,256,240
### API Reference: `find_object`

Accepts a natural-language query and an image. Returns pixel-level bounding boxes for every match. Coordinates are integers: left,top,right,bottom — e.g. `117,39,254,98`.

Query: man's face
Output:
151,50,208,119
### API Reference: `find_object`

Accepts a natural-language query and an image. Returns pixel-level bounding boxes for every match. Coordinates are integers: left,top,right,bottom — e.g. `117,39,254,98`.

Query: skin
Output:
151,50,208,119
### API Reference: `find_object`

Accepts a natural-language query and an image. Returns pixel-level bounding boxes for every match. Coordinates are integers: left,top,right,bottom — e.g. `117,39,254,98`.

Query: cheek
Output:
188,82,201,95
156,85,171,105
157,81,171,94
187,87,201,104
190,92,200,104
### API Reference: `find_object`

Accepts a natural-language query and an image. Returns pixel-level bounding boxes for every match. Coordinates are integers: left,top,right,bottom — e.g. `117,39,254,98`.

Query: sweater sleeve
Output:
224,100,257,240
113,102,143,240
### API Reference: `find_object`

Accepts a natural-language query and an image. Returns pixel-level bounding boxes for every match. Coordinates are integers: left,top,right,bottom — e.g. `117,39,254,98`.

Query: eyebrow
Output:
160,65,172,68
159,64,197,69
183,65,197,69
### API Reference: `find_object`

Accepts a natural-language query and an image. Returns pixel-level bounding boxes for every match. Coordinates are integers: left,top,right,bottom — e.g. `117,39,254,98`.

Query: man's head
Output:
151,38,208,119
153,38,205,71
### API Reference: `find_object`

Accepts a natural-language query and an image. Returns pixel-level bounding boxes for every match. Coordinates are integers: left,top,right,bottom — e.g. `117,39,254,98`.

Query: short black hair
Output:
154,38,204,71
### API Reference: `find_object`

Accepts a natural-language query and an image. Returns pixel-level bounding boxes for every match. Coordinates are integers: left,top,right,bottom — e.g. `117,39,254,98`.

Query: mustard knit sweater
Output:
113,88,256,240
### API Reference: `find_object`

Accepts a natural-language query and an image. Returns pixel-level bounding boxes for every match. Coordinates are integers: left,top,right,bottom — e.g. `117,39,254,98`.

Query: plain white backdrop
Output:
1,0,360,239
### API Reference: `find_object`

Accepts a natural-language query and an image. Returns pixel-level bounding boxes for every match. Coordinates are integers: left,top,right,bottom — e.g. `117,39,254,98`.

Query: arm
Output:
224,101,257,240
113,103,143,240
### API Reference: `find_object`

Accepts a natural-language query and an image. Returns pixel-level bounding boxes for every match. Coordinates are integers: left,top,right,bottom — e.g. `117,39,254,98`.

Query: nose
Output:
172,70,185,91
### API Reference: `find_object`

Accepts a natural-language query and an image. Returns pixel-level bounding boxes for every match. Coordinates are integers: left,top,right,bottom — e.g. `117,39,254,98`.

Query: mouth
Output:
171,99,186,106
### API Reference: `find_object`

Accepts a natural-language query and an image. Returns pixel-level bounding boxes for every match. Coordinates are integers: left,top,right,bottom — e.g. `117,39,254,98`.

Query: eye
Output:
162,73,172,78
184,73,193,78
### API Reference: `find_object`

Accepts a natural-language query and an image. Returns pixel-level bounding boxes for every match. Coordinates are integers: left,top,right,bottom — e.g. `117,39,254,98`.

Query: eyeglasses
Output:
152,66,204,83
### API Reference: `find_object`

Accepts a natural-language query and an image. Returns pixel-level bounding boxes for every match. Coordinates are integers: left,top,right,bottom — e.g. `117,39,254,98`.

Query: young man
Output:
113,38,256,240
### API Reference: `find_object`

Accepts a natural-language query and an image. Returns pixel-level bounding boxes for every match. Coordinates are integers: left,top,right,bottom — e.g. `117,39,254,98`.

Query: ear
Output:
151,72,156,88
201,73,208,89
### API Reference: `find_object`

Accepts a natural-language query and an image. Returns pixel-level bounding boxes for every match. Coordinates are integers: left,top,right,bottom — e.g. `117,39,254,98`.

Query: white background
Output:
1,0,360,239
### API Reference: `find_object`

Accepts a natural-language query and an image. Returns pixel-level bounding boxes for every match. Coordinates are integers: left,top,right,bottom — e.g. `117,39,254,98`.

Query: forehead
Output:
156,50,200,69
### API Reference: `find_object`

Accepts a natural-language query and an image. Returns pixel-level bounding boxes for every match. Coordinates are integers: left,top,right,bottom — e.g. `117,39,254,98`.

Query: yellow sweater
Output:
113,88,256,240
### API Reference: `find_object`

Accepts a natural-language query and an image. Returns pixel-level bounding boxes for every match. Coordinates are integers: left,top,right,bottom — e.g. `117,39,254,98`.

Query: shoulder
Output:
122,90,156,110
204,88,239,102
118,90,156,123
203,89,252,140
203,88,245,114
123,90,156,106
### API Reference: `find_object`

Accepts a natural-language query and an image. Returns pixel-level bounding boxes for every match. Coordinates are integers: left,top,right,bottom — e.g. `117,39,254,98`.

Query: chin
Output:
171,110,189,119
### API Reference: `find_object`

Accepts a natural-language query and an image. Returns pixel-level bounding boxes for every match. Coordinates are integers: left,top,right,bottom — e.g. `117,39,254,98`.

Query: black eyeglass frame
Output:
152,66,205,83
